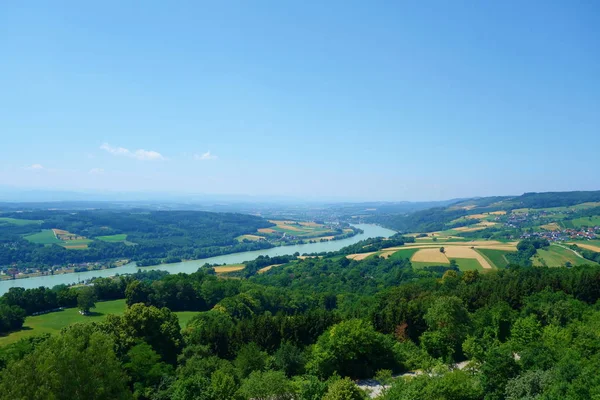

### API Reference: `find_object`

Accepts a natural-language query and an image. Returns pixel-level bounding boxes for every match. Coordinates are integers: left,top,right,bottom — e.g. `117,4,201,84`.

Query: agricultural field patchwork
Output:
266,220,336,238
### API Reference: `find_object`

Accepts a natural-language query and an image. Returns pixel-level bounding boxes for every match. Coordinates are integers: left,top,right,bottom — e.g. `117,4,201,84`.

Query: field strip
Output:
258,264,283,273
213,265,245,273
346,252,377,260
443,247,492,269
411,248,449,263
569,242,600,252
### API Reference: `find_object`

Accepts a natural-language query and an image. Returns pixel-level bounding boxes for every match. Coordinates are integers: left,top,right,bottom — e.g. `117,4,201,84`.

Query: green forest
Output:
2,233,600,399
0,210,275,271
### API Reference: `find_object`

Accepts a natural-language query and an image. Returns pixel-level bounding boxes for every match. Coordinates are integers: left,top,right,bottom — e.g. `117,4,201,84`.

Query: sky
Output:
1,1,598,202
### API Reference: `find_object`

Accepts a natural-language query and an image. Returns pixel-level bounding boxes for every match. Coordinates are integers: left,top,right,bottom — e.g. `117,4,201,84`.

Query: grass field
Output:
24,229,62,245
97,234,128,242
476,248,513,268
569,216,600,228
236,234,265,242
0,217,42,226
0,299,200,347
387,248,420,260
453,258,484,271
533,245,596,267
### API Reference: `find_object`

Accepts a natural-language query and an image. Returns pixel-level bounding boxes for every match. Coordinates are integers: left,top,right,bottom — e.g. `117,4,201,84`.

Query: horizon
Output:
1,2,599,201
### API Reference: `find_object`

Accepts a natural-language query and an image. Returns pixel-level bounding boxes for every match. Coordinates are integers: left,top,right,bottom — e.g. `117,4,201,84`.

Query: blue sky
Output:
1,1,598,201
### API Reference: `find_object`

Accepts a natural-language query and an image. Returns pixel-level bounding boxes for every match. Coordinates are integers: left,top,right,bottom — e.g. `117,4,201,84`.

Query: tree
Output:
273,342,305,377
440,247,445,253
102,303,183,364
237,370,294,400
123,342,174,399
421,296,471,361
125,280,153,307
234,342,268,378
0,325,132,400
77,286,97,314
308,319,398,379
480,346,520,400
323,378,367,400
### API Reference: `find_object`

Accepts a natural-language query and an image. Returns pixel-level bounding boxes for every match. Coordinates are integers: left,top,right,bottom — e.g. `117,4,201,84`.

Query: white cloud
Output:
100,143,165,161
89,168,104,175
25,164,44,170
194,151,218,161
133,149,165,161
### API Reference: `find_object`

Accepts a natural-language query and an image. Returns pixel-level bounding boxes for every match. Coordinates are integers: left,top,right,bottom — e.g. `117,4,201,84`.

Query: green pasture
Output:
476,248,514,268
0,217,43,226
533,245,595,267
0,299,199,347
24,230,61,245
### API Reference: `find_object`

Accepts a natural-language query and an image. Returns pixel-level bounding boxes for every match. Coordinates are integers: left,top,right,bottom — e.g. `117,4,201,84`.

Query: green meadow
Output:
24,229,61,245
0,217,42,226
476,248,514,268
0,299,200,347
533,245,596,267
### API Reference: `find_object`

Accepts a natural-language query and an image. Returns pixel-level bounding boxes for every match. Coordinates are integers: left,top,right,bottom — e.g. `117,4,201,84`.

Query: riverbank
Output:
0,224,396,295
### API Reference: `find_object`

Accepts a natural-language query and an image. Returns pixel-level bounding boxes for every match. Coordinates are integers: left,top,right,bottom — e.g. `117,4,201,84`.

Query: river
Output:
0,224,395,295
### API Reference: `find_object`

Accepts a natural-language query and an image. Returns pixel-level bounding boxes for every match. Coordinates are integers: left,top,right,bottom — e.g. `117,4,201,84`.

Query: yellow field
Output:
489,211,507,215
411,248,449,263
569,243,600,252
346,252,377,260
466,214,488,220
258,228,276,233
443,247,492,269
478,221,497,227
52,229,69,235
213,264,245,273
541,223,560,231
258,264,283,273
379,250,397,258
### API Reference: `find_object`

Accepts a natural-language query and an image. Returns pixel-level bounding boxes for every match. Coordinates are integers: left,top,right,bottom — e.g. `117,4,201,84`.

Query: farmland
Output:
0,217,42,226
345,240,518,270
532,244,596,267
476,248,512,268
0,299,199,347
213,264,246,274
24,229,62,245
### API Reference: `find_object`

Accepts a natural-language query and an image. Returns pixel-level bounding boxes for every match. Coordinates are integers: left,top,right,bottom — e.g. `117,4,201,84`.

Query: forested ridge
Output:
2,234,600,399
0,210,274,270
